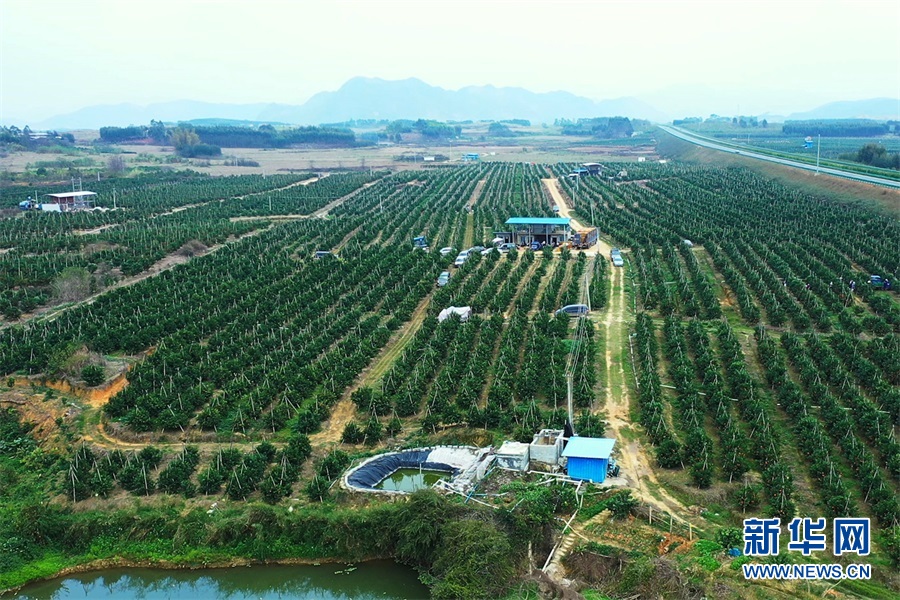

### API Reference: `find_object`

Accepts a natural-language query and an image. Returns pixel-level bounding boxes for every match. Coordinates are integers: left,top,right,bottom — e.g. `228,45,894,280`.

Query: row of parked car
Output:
433,242,592,319
438,243,517,268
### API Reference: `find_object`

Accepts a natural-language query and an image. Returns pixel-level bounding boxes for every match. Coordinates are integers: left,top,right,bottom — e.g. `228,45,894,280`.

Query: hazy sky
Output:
2,0,898,123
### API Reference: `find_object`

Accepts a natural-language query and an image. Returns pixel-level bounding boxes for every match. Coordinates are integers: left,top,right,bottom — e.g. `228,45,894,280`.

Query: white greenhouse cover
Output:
437,306,472,322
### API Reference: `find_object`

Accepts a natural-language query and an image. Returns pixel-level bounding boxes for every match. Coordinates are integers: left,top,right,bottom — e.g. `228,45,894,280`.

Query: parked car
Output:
497,243,517,253
868,275,891,290
481,247,495,256
453,250,470,267
439,247,456,257
469,245,485,253
437,271,451,287
555,304,590,317
611,247,624,267
530,241,542,251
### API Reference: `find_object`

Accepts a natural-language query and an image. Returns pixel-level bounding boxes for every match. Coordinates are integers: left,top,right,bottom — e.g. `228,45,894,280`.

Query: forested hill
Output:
98,123,360,148
782,119,893,137
192,125,358,148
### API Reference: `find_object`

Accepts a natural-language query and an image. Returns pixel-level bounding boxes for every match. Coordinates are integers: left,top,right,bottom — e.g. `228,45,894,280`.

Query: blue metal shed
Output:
562,437,616,483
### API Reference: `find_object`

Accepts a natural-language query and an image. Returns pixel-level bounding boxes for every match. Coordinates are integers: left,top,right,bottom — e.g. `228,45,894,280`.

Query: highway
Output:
659,125,900,189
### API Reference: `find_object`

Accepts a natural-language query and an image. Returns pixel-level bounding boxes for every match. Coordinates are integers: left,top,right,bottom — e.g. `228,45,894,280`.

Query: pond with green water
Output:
12,561,428,599
374,467,451,492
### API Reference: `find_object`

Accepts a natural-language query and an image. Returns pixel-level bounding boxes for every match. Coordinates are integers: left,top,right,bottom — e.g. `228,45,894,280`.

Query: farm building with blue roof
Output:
562,437,616,483
496,217,572,247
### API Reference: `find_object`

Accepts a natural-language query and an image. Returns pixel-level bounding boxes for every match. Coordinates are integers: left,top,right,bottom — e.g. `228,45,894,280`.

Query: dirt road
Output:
461,179,485,249
311,177,381,218
310,290,435,446
534,195,691,522
541,178,612,258
598,259,689,521
4,228,265,332
7,176,380,331
467,179,486,210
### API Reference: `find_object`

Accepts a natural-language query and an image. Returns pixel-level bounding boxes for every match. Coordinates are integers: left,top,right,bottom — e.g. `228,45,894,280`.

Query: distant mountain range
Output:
786,98,899,121
30,78,666,129
256,77,669,125
20,78,900,130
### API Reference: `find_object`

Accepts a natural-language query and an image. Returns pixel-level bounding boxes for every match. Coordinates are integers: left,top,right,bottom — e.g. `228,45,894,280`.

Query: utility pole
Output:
588,182,595,227
566,372,574,435
575,176,578,207
815,134,821,175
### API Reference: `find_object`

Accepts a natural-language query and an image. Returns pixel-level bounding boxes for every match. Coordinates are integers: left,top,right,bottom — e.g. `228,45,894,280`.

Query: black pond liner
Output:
346,450,460,490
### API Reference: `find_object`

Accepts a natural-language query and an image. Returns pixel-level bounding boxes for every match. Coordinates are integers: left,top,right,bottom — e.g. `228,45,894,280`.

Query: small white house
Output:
42,191,97,212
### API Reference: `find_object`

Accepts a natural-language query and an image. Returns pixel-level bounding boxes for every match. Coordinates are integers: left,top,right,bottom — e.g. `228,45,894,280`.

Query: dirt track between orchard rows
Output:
542,175,688,518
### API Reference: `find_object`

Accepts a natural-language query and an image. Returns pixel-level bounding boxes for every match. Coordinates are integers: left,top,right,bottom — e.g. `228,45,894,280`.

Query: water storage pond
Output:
13,561,428,600
375,467,451,492
343,446,490,495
